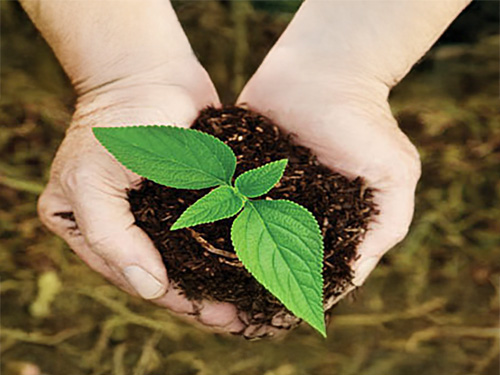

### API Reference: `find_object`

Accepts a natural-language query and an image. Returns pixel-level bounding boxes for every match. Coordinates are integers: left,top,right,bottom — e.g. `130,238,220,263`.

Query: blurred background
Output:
1,1,499,374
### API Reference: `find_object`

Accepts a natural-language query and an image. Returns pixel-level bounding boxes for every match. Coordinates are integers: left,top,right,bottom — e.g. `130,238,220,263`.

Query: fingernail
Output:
123,265,165,299
352,257,379,287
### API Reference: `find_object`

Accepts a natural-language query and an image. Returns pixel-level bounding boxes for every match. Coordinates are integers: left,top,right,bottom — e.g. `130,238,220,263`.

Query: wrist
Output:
239,45,392,131
246,44,390,104
21,0,199,96
72,61,219,129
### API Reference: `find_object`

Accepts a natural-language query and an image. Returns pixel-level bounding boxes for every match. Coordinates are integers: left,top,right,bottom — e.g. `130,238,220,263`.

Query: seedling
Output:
93,125,326,336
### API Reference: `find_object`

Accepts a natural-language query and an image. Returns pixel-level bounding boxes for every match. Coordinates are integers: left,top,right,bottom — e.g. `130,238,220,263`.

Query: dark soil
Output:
128,106,377,331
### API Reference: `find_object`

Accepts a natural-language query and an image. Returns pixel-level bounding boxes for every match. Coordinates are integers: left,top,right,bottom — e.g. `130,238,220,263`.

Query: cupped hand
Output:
238,47,421,311
38,66,245,334
233,0,472,339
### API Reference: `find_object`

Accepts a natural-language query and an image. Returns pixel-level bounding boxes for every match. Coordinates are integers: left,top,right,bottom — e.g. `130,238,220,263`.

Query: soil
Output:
128,106,378,333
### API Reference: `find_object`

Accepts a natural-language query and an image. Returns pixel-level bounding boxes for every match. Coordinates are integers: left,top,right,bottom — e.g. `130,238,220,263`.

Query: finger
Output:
270,310,301,330
153,284,196,314
196,300,245,332
242,324,289,340
62,164,168,300
38,183,137,294
154,289,245,333
38,180,76,235
40,174,247,334
154,284,243,331
61,233,138,295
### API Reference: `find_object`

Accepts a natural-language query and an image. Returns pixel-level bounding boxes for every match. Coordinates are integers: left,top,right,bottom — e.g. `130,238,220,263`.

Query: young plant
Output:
93,125,326,336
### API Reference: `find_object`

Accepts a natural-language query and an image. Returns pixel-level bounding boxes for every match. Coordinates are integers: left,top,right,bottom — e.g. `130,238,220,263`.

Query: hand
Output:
236,0,470,335
238,49,421,310
38,68,245,334
23,0,248,335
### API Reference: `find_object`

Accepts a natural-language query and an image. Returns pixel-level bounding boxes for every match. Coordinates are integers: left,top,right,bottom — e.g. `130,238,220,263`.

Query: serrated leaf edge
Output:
251,199,326,335
92,125,236,188
234,159,288,198
171,186,244,230
231,199,326,336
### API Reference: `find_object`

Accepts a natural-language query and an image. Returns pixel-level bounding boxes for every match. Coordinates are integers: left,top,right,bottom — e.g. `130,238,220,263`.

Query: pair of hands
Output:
35,1,430,337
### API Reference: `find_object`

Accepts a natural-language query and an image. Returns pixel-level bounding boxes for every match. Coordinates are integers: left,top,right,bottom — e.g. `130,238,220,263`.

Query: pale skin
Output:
21,0,471,338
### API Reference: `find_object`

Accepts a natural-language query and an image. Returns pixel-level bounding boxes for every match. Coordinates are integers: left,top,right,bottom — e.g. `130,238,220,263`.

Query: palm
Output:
238,75,421,305
39,83,246,333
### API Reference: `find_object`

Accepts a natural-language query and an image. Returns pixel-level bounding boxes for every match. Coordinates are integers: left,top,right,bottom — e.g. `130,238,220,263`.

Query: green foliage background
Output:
1,1,499,374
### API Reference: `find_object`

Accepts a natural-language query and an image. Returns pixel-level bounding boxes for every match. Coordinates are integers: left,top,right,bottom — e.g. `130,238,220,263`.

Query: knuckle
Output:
59,164,96,195
242,324,271,340
83,225,126,261
84,230,111,256
37,190,74,238
37,190,53,223
37,190,62,231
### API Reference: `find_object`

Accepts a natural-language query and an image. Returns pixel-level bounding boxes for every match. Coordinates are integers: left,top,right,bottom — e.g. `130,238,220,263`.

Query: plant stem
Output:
187,228,239,259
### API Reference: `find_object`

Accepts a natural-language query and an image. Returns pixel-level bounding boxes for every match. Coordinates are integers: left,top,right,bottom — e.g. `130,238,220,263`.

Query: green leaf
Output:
93,126,236,189
231,199,325,336
235,159,288,198
171,186,244,230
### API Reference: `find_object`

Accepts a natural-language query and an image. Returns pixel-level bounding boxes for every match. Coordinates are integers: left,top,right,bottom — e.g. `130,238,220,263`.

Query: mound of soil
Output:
128,106,377,334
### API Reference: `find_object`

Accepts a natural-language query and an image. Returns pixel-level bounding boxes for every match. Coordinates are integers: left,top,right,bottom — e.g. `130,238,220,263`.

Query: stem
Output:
187,228,239,259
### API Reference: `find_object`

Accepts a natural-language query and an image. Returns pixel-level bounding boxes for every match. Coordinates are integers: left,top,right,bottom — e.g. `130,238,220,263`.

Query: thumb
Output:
63,166,168,300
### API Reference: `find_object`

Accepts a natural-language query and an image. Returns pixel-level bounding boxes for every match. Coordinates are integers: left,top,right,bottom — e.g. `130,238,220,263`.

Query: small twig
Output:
187,228,238,259
324,261,336,270
88,318,124,373
218,257,244,268
0,174,45,194
321,217,329,236
0,280,20,294
333,298,446,327
113,343,127,375
133,331,163,375
472,338,500,375
0,324,93,346
77,288,197,340
0,162,45,194
405,326,499,352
